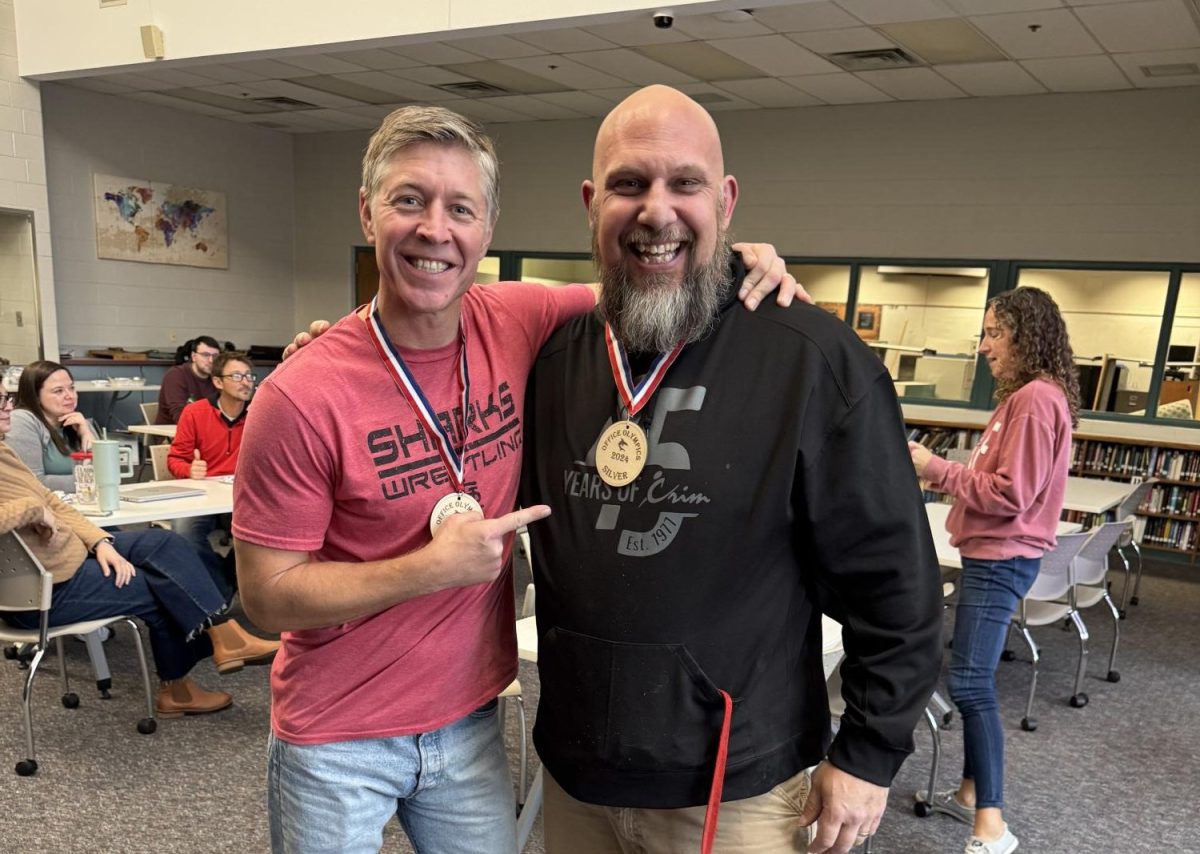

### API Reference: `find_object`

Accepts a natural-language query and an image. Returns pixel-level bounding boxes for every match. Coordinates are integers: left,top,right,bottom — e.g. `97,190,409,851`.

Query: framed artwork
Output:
94,174,228,269
854,304,882,340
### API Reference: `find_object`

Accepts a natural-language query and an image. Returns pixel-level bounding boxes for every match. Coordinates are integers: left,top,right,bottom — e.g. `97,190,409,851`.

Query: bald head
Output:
592,85,725,181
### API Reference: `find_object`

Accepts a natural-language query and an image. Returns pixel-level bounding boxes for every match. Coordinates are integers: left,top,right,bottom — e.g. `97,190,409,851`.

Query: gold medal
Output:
429,492,483,535
596,420,648,487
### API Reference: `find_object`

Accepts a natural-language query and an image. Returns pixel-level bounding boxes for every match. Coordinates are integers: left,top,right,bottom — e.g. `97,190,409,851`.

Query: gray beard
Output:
595,236,733,354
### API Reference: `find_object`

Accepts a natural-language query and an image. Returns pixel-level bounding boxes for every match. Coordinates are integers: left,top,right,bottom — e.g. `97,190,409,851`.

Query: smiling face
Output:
359,142,494,341
584,87,736,293
978,307,1017,381
213,358,254,407
38,369,78,420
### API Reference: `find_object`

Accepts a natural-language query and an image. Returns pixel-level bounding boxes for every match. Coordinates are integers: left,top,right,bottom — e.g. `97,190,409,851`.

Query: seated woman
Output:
0,388,278,717
7,360,100,492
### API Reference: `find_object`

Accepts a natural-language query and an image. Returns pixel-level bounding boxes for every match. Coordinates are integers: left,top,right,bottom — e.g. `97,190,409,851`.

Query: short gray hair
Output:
361,105,500,223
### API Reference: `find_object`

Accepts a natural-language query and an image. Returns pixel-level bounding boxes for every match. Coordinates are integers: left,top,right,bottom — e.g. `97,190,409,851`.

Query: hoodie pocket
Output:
539,626,727,772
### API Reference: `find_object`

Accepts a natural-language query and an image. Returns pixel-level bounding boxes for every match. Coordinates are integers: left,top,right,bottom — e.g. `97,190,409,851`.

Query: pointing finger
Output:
488,505,551,537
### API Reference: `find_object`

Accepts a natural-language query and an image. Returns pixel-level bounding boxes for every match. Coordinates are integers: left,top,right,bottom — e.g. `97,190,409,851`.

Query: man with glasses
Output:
167,351,255,587
156,335,222,424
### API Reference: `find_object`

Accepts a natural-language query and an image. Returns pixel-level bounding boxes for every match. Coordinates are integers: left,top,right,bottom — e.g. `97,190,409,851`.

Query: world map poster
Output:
94,174,228,269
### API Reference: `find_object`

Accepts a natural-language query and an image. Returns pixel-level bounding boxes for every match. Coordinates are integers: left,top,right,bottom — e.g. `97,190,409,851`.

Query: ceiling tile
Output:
390,43,487,65
291,75,407,105
108,73,177,92
334,71,458,102
253,79,364,109
669,12,774,40
1064,0,1168,5
945,0,1064,12
181,64,269,84
301,109,378,128
324,48,423,71
879,19,1008,62
68,78,136,94
969,9,1104,58
472,94,584,120
168,88,279,114
586,86,642,104
449,98,539,123
787,27,897,54
134,68,229,88
855,67,969,98
532,90,617,116
500,55,630,89
581,20,693,47
444,35,548,60
781,72,894,102
835,0,959,25
443,60,572,95
1110,47,1200,87
224,59,313,79
271,54,371,75
1074,0,1200,52
391,67,476,86
636,42,766,80
936,60,1048,94
127,91,242,117
674,82,761,111
569,48,697,85
749,2,864,32
709,35,843,76
1020,54,1133,90
512,27,618,53
712,77,824,107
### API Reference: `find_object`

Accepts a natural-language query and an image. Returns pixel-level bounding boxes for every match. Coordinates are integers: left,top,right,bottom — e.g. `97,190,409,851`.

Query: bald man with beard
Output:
521,85,944,854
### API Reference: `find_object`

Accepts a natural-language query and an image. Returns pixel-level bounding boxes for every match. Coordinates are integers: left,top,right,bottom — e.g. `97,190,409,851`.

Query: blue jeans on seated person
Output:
267,699,515,854
173,512,234,588
949,555,1041,811
6,528,233,680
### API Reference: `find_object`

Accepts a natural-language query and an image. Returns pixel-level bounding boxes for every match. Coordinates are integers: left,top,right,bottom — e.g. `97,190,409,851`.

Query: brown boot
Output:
156,677,233,718
208,619,280,674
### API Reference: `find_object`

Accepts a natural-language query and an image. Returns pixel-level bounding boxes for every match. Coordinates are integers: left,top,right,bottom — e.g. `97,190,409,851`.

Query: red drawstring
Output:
701,689,734,854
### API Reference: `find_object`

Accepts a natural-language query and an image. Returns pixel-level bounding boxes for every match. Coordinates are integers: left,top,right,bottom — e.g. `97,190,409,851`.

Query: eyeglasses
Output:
218,372,256,383
194,350,220,360
0,393,13,408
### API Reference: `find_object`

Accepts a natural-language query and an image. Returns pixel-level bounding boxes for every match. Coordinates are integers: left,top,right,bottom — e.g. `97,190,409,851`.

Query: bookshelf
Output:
903,404,1200,561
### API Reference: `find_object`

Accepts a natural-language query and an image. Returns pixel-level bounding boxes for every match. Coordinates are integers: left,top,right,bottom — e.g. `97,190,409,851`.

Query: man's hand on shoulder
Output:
733,242,813,310
282,320,332,360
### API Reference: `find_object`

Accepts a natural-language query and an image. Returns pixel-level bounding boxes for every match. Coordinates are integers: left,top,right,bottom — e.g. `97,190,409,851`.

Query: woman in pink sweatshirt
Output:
909,287,1080,854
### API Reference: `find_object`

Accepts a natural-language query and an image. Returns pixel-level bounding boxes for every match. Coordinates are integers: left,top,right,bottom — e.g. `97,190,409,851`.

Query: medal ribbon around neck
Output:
365,296,470,494
604,323,684,420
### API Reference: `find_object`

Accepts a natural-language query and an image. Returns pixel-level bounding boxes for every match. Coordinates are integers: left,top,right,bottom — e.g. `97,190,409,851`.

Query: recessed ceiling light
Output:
714,9,754,24
1140,63,1199,78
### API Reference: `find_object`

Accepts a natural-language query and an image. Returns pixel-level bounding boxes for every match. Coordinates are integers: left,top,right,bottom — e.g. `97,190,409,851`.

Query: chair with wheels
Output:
1113,478,1154,615
1071,520,1128,697
0,531,157,776
1003,531,1092,732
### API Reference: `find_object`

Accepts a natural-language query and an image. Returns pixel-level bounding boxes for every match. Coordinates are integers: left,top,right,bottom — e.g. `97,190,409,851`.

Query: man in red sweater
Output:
168,351,255,583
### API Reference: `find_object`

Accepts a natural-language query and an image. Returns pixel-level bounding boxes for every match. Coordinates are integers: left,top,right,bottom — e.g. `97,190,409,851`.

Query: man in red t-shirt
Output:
169,351,255,585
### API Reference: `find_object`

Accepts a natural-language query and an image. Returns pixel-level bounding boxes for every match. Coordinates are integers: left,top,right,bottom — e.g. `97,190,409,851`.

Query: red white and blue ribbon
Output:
604,323,684,418
365,297,470,492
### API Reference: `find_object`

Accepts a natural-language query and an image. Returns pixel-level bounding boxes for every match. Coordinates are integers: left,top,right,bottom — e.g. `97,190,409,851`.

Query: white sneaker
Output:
915,789,975,826
964,826,1018,854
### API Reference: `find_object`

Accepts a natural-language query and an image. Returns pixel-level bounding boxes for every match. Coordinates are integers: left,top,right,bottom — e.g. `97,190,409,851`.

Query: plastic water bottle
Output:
71,452,97,504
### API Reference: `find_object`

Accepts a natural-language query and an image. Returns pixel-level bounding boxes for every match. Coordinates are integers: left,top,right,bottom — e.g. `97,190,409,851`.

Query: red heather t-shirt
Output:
233,282,593,744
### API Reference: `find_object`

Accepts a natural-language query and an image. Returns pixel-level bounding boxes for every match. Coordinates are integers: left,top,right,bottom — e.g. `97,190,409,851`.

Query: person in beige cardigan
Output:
0,387,277,717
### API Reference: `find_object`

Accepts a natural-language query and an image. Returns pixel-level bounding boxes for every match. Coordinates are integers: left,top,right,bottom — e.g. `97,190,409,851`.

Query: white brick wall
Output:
41,84,296,353
0,0,55,362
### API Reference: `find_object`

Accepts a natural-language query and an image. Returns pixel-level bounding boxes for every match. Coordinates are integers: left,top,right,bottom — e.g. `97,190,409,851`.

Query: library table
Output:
925,501,1081,570
1063,476,1137,516
74,380,161,430
80,478,233,528
128,423,177,440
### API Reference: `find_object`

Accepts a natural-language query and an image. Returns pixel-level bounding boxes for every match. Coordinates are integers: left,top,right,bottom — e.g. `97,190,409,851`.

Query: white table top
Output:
515,614,844,663
75,380,161,393
80,478,233,528
128,423,177,439
924,501,1081,570
1063,476,1137,515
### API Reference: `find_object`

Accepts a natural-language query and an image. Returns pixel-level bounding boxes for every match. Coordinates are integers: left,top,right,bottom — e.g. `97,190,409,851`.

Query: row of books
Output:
1136,516,1198,552
1141,484,1200,517
1070,440,1200,483
906,427,978,456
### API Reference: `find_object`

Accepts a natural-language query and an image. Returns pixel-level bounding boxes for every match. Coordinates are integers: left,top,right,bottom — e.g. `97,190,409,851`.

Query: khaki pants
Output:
543,769,814,854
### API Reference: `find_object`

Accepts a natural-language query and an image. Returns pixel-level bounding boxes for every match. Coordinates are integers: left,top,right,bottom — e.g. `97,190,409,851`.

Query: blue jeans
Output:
267,700,515,854
173,512,234,587
7,528,232,680
949,555,1041,810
